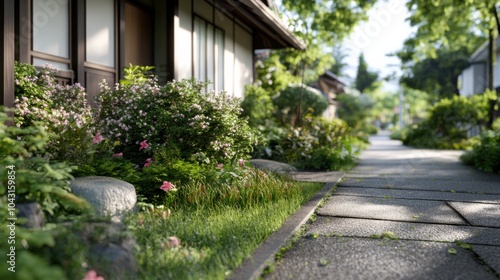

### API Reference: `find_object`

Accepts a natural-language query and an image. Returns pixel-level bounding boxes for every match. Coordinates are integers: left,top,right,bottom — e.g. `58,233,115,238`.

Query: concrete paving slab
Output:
344,173,500,182
339,178,500,194
264,236,497,280
317,195,467,225
335,186,500,204
448,202,500,227
306,216,500,246
473,245,500,274
346,166,487,177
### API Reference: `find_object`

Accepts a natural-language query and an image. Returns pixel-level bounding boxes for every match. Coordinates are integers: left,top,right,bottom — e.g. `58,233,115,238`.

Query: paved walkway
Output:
264,132,500,280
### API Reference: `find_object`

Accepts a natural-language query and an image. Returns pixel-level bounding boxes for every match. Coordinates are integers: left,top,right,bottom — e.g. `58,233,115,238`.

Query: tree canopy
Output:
398,0,499,126
263,0,378,84
399,47,470,100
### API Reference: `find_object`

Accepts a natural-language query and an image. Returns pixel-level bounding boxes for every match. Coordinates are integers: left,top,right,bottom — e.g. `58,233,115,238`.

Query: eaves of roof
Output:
217,0,306,50
468,37,500,63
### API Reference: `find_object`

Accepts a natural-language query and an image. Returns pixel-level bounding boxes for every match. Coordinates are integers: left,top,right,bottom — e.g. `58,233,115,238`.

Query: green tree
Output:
399,47,471,101
268,0,378,83
330,44,350,76
354,53,379,93
252,0,379,127
400,0,500,127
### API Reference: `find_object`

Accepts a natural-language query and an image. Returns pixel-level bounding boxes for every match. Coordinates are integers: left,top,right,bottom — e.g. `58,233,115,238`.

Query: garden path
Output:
264,131,500,280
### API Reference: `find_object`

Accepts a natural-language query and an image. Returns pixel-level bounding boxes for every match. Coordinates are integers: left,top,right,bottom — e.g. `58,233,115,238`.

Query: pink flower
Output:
216,163,224,170
144,158,152,167
92,133,103,144
168,236,181,248
238,159,246,167
82,270,104,280
160,181,176,192
139,140,149,150
112,152,123,157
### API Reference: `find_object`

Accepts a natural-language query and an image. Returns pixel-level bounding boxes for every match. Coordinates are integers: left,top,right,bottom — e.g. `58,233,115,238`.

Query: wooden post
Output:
1,0,15,108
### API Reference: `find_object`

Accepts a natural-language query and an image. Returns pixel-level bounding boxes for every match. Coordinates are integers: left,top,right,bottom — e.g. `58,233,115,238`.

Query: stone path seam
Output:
227,176,343,280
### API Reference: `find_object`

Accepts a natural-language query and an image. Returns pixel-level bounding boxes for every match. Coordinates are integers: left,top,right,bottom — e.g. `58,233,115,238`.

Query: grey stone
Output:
249,159,297,174
17,202,44,229
265,236,497,280
79,222,138,279
448,202,500,227
70,176,136,222
90,243,138,280
317,195,467,225
307,216,500,246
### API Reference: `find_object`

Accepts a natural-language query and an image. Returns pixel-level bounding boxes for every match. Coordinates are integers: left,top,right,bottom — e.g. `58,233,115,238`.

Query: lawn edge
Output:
227,174,344,280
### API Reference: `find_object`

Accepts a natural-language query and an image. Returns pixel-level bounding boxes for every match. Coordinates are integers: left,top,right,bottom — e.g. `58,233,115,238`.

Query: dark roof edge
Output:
235,0,306,50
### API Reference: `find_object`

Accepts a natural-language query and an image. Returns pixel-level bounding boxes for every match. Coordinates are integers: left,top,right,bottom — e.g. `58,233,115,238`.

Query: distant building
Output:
458,37,500,96
311,70,349,119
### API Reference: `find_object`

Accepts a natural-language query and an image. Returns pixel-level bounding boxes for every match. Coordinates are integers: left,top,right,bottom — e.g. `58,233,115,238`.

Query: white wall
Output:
459,66,474,96
459,63,487,96
214,7,235,95
233,23,253,98
177,0,254,97
494,48,500,89
175,0,193,80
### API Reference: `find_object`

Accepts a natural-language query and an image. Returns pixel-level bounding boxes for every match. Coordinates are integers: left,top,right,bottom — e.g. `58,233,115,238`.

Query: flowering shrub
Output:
96,69,260,164
14,62,94,163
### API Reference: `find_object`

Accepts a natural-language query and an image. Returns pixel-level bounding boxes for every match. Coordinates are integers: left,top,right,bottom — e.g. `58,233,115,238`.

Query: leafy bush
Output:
390,128,410,141
461,130,500,173
0,109,90,217
134,147,212,205
337,92,376,142
272,85,328,127
240,84,275,127
403,91,493,149
96,70,260,165
265,116,360,170
0,109,93,280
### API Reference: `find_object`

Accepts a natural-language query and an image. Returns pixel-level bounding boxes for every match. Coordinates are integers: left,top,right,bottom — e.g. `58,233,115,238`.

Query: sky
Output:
342,0,415,92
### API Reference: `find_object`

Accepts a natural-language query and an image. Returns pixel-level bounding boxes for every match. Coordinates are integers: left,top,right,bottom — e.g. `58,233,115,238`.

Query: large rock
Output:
17,202,44,229
70,176,136,222
67,222,138,279
249,159,297,174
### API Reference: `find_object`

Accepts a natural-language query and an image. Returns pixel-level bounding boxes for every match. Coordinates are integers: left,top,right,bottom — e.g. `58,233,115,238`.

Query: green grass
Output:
125,170,322,279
